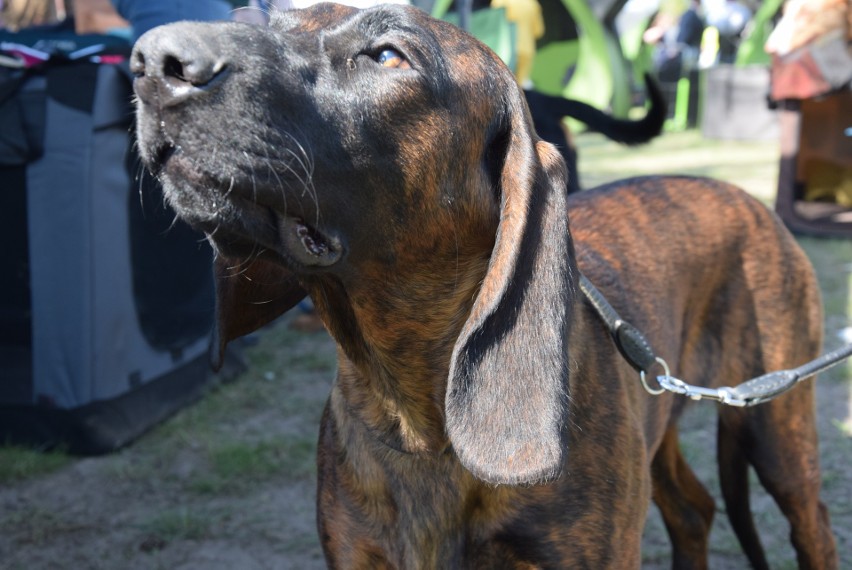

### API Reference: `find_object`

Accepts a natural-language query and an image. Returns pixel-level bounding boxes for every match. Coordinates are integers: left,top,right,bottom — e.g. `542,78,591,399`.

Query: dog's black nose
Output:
131,24,229,107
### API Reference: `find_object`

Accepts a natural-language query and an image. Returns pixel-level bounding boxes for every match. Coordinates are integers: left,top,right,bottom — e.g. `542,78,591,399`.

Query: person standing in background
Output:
675,0,705,74
708,0,752,63
73,0,237,40
1,0,59,31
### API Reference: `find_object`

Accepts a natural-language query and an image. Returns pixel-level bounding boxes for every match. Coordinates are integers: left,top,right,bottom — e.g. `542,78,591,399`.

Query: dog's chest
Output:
318,414,532,566
349,462,530,568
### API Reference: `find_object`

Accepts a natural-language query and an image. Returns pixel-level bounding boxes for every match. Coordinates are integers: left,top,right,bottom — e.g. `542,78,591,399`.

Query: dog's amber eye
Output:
376,48,409,69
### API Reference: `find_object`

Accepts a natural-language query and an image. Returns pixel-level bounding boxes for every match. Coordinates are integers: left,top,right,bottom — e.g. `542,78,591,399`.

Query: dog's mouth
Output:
187,200,345,271
277,215,343,268
153,142,177,174
151,145,344,270
146,122,345,271
199,200,344,271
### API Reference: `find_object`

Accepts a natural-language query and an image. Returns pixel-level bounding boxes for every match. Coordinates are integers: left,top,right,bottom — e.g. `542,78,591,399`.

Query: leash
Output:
579,274,852,407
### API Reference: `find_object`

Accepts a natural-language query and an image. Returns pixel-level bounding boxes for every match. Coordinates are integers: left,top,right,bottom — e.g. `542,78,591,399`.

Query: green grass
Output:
250,323,337,373
78,324,334,500
577,129,781,203
130,324,333,451
0,505,86,545
798,237,852,324
796,237,852,391
137,507,214,543
189,435,317,495
0,446,71,484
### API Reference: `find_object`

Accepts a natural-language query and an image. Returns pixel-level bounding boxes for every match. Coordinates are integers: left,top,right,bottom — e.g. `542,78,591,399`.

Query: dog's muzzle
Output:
130,23,345,270
131,30,230,108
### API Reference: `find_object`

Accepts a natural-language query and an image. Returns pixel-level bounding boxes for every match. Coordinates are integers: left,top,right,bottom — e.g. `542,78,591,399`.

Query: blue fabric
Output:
111,0,233,40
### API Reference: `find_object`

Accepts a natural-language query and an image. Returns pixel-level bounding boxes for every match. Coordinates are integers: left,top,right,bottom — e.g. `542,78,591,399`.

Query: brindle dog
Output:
131,4,837,568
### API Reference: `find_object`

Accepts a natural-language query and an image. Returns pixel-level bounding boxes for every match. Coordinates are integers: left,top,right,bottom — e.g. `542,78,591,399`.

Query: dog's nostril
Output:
132,27,230,106
160,53,227,88
130,51,146,77
163,55,187,82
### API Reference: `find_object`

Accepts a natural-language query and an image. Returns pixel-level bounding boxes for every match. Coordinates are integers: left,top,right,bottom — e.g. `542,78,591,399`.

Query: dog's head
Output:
133,3,575,485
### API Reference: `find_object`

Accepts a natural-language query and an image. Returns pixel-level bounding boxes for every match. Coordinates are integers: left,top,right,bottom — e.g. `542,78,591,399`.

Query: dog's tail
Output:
718,418,770,570
532,73,666,145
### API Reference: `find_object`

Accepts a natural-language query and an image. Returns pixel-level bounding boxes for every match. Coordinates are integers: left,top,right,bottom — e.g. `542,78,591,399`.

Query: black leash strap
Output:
579,273,852,407
717,343,852,406
578,274,657,373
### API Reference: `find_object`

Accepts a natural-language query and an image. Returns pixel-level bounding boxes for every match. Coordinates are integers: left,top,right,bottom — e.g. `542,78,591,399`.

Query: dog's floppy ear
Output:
446,97,576,486
211,256,307,369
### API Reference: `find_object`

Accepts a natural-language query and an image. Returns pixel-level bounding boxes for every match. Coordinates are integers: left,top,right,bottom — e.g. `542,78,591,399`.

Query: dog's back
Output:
568,176,834,567
569,175,823,387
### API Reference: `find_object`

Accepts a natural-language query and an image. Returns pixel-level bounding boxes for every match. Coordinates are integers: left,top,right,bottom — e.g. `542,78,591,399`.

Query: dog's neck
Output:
306,250,494,454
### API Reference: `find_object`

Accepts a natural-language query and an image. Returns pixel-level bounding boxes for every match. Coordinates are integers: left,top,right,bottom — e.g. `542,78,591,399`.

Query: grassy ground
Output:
1,129,850,569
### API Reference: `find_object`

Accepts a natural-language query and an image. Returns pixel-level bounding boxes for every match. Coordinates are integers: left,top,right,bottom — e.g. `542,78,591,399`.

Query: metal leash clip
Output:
647,344,852,407
638,357,744,405
655,373,749,407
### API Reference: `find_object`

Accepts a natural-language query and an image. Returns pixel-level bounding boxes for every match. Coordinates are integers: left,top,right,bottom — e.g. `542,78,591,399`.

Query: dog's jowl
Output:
132,4,837,568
